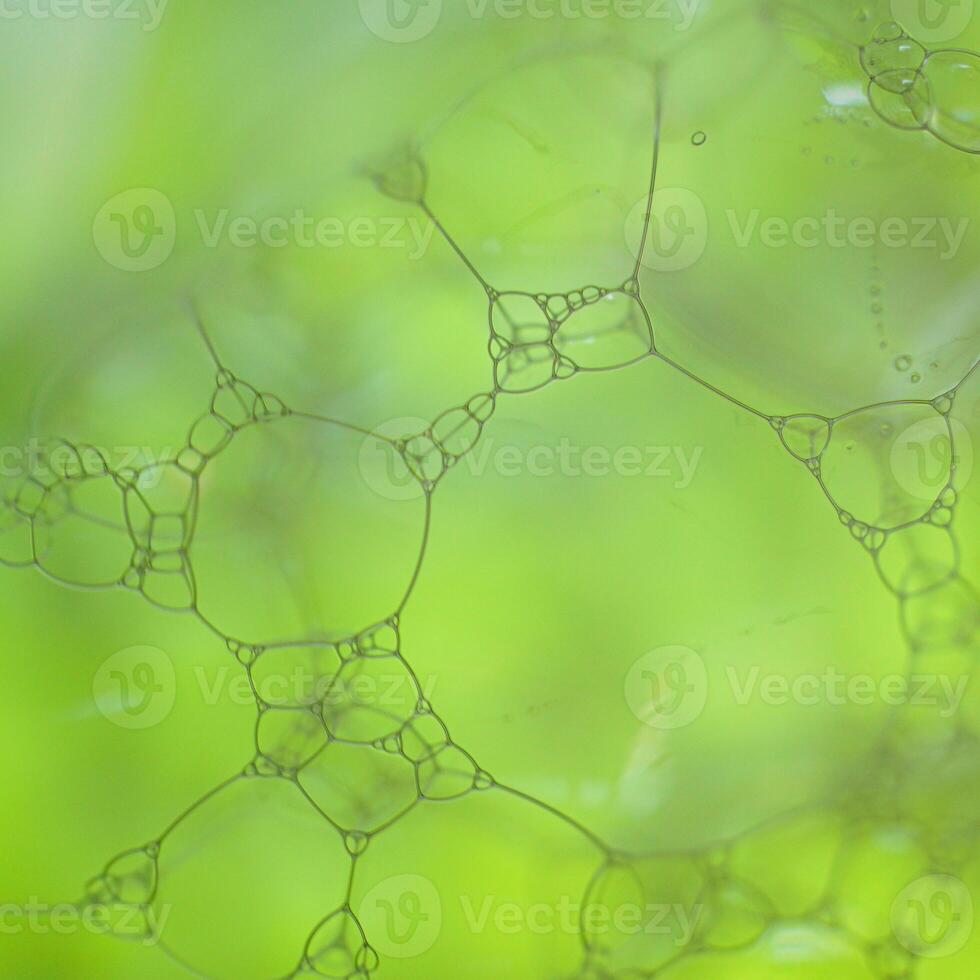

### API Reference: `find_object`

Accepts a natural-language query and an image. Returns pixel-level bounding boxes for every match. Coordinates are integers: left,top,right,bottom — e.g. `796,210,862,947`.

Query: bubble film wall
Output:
0,1,977,977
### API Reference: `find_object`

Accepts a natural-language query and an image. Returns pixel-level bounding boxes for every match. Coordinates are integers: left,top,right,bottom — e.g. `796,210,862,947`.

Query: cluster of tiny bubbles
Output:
0,11,977,979
486,284,656,394
860,21,980,154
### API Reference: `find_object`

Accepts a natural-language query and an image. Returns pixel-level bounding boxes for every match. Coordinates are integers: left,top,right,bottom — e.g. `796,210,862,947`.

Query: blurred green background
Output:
0,0,978,977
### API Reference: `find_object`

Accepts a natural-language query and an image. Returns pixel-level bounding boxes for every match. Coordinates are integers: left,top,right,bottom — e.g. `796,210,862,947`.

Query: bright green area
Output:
0,1,978,978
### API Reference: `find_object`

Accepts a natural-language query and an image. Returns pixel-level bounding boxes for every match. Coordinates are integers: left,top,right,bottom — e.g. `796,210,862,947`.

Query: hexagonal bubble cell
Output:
191,415,427,643
256,708,328,770
876,522,958,596
493,342,561,395
250,643,343,708
417,744,482,801
421,49,657,292
298,741,417,833
490,293,551,346
554,291,654,370
32,475,134,587
399,710,451,763
821,404,949,528
153,776,349,980
321,654,421,743
125,461,198,530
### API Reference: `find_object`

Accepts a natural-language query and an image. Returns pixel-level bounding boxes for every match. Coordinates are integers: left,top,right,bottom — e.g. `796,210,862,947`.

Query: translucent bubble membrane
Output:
4,4,979,978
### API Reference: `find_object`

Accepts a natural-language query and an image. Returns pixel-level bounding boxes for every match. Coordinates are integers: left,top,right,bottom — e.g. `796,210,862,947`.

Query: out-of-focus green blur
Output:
0,0,978,977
